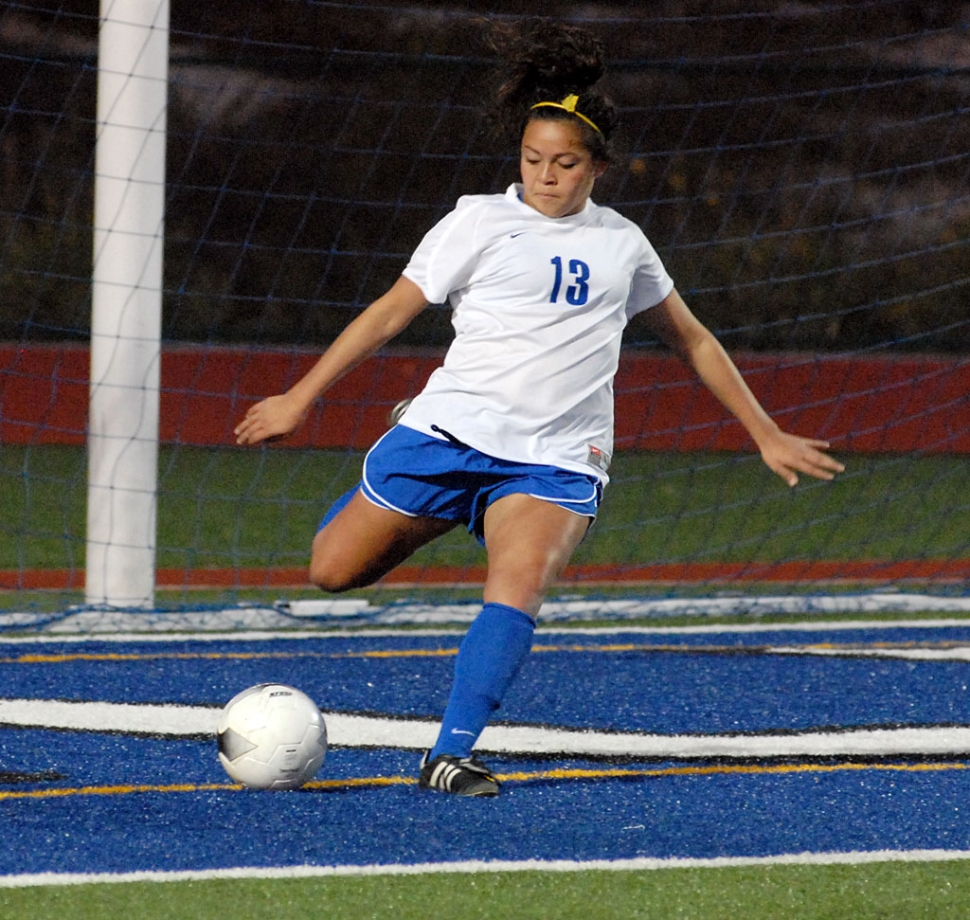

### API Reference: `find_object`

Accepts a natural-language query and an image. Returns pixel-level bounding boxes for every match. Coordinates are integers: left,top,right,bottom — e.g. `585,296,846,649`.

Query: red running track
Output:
2,344,969,453
3,559,968,591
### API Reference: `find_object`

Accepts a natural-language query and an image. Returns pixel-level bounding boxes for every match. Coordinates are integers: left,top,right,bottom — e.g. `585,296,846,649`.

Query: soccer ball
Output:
217,683,327,790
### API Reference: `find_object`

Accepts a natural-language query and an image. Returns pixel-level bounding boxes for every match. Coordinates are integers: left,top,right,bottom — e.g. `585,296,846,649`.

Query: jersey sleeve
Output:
402,197,486,305
625,235,675,319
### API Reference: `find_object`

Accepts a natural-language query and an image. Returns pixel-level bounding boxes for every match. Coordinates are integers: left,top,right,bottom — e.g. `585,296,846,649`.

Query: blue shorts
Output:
321,424,602,544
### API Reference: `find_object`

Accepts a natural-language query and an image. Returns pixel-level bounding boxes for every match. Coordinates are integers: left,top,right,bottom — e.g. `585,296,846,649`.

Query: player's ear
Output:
593,160,609,179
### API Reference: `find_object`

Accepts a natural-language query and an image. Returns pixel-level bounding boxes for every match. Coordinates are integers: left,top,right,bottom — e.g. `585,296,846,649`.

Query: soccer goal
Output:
1,1,968,628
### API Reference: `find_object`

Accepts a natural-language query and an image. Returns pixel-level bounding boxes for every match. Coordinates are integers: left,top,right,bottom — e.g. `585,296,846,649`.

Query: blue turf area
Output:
3,623,970,876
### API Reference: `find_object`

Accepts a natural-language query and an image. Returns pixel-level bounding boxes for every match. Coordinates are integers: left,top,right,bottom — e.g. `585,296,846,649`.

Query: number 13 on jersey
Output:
549,256,591,306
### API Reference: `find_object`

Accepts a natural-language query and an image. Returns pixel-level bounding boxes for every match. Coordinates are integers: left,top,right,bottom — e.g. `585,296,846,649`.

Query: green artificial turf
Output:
2,444,967,573
6,859,970,920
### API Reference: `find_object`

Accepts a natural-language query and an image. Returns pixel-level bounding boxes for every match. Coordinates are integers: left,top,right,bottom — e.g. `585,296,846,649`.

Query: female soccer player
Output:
234,22,844,796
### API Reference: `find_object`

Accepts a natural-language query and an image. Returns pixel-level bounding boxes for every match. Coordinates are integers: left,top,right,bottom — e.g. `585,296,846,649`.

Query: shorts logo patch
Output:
586,445,611,472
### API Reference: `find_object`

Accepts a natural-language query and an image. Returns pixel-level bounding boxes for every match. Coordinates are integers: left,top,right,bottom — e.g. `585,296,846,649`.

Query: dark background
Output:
1,0,968,351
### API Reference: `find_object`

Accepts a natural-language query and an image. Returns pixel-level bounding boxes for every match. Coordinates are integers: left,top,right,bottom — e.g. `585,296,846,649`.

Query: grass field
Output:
5,859,970,919
2,444,968,573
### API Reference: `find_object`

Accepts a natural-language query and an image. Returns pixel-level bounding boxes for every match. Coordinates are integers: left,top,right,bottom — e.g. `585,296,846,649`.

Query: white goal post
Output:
86,0,169,607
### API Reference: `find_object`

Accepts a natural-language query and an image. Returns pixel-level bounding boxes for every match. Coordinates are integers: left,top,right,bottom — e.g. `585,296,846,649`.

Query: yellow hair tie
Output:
530,93,602,135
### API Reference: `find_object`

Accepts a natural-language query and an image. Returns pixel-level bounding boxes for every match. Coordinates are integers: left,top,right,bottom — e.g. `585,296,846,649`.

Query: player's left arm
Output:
631,288,845,487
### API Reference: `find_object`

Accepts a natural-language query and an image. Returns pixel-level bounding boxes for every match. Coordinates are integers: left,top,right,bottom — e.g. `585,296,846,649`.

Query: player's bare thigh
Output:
482,492,591,617
310,489,456,592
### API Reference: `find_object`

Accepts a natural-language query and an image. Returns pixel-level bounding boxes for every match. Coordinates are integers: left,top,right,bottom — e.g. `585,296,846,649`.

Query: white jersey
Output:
400,183,674,483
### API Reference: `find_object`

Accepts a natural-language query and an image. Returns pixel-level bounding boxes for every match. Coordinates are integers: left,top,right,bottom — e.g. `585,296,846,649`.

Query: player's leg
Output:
309,488,456,592
421,495,589,794
480,492,591,617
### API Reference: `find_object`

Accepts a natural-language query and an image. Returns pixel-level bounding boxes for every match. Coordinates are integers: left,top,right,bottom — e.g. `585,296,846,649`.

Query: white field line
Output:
775,646,970,661
3,698,970,760
4,848,970,888
3,592,970,633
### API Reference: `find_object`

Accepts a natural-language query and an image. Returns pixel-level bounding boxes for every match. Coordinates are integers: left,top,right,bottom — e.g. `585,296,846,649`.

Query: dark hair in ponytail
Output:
487,19,617,163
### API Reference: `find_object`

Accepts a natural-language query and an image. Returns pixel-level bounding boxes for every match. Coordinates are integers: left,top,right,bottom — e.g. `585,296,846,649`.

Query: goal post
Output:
86,0,169,607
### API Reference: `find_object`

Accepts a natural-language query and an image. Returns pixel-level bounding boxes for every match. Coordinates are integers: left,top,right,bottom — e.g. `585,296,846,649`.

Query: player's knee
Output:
309,528,359,592
308,556,359,593
483,573,544,618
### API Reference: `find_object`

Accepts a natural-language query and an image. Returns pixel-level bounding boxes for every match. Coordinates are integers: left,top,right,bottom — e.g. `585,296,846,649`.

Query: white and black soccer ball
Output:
217,683,327,790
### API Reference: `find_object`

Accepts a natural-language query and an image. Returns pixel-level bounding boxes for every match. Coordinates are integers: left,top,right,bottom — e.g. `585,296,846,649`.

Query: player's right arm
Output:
234,275,429,446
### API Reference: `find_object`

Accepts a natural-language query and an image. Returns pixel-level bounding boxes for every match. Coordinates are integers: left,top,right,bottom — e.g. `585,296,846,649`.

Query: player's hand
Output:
234,393,307,446
757,428,845,487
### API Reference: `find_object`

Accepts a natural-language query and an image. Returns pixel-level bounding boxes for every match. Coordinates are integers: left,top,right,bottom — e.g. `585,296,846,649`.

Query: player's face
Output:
520,118,606,219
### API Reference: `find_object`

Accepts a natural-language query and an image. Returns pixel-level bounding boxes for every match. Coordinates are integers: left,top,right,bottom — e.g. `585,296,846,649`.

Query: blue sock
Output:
429,603,536,760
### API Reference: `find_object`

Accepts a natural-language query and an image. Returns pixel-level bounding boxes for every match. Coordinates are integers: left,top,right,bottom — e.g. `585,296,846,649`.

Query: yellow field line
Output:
0,781,238,801
2,649,461,665
2,646,679,665
9,638,970,667
494,761,969,784
12,641,968,666
0,644,747,665
1,760,965,802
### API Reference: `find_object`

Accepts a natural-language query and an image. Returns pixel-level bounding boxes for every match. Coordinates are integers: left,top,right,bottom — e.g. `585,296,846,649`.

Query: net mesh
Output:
1,1,968,621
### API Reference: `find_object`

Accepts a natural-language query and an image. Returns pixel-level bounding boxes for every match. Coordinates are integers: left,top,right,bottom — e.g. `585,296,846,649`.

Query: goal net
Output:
1,1,968,627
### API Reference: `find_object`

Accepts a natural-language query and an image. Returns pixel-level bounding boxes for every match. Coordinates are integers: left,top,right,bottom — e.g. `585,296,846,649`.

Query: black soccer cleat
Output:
418,751,500,797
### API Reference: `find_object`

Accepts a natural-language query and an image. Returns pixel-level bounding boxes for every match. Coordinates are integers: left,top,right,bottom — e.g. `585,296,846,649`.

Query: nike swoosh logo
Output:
450,728,476,736
510,231,527,238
